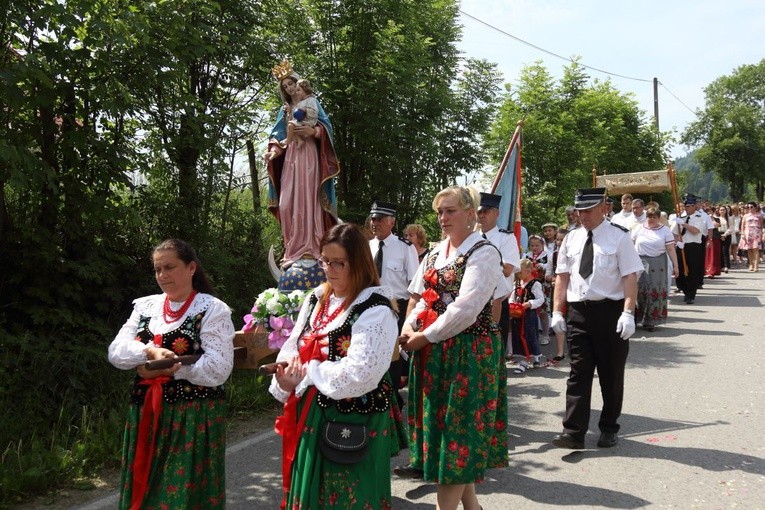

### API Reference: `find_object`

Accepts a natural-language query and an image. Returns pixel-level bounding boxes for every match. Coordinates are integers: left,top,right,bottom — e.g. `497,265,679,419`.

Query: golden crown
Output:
271,60,294,81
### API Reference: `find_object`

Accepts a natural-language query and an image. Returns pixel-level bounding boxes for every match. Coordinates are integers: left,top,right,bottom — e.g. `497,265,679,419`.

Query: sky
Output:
456,0,765,159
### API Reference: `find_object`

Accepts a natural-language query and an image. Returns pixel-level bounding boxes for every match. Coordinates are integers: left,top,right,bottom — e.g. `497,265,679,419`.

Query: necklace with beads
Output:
163,290,198,323
311,296,346,332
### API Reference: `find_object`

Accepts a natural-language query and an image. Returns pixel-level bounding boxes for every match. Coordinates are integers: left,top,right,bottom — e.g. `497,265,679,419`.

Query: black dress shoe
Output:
393,464,424,479
552,433,584,450
597,432,618,448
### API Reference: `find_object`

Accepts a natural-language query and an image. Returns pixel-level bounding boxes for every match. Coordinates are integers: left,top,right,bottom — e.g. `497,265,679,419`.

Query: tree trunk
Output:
246,139,260,214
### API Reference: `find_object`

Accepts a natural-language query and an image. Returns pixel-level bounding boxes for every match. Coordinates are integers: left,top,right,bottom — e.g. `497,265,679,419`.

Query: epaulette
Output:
609,221,629,232
398,235,412,245
499,228,512,234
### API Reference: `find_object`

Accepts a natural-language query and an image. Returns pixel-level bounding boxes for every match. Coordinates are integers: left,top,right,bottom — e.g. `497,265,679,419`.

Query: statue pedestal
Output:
233,327,278,369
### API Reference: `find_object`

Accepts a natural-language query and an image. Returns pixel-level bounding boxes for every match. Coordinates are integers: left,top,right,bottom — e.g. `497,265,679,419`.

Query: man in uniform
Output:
368,201,419,406
605,197,615,220
675,196,707,304
476,192,521,359
550,187,643,449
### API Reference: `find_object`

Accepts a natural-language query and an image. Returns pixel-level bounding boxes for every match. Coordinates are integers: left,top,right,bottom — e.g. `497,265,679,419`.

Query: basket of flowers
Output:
242,288,308,350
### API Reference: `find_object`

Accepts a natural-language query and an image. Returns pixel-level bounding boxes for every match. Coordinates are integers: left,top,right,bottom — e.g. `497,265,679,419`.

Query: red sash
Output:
130,375,170,510
274,333,328,509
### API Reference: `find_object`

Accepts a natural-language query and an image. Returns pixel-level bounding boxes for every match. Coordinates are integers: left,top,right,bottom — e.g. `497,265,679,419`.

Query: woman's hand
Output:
275,356,306,394
672,266,680,278
523,302,531,309
401,332,430,353
137,346,180,379
400,322,416,337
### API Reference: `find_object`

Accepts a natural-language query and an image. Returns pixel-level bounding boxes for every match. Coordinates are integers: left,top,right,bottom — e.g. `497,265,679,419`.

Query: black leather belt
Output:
572,298,618,306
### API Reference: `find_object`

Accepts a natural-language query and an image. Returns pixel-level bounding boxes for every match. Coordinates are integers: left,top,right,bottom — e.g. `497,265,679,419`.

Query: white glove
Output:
615,311,635,340
551,312,567,334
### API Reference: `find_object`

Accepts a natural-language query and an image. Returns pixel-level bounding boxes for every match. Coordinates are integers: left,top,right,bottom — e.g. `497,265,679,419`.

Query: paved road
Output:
79,267,765,509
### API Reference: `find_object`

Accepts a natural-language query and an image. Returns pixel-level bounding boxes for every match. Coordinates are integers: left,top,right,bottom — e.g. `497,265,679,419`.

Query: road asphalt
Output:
76,265,765,509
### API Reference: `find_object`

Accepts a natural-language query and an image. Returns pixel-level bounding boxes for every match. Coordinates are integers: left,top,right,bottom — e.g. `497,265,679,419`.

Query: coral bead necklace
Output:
311,296,346,331
163,290,198,323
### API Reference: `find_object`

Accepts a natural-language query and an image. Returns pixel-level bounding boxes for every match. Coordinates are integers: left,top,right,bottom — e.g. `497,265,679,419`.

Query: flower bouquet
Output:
242,288,308,350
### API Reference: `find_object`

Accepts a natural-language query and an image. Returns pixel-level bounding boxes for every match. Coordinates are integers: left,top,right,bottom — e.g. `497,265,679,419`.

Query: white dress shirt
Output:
610,210,632,228
556,220,643,302
369,234,419,300
482,225,521,288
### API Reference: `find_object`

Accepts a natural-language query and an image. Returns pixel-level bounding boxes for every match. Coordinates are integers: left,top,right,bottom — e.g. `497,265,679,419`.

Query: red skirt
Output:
705,238,721,276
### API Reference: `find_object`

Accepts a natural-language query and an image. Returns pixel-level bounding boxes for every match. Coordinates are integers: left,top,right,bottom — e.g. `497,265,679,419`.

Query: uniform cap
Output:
478,192,502,211
370,201,397,218
574,187,607,210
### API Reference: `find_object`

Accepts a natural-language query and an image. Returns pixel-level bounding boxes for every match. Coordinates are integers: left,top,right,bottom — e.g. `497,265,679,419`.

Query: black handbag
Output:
319,421,369,464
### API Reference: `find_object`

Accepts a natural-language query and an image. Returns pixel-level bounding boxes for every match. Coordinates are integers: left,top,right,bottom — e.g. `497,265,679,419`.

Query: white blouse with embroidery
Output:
405,232,502,343
108,293,235,387
269,286,398,404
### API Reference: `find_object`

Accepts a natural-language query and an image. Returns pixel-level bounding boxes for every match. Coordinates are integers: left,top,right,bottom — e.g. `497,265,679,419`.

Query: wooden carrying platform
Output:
233,329,279,369
593,164,681,215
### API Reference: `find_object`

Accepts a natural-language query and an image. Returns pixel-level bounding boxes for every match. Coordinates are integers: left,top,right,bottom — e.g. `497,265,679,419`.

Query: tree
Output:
484,60,667,231
682,59,765,201
260,0,501,226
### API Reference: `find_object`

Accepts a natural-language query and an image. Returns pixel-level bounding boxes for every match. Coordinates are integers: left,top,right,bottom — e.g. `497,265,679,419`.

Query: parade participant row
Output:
105,188,761,509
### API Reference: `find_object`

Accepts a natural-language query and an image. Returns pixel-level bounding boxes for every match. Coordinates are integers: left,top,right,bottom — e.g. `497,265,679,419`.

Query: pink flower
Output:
267,316,294,350
242,305,260,332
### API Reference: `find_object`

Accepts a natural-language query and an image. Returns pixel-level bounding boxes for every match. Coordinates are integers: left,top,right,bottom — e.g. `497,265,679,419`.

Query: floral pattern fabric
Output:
408,244,508,484
284,293,407,509
636,253,669,327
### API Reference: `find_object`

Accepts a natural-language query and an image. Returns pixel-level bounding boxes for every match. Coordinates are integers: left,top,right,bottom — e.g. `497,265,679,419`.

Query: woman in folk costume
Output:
108,239,235,509
264,61,340,269
400,186,508,510
270,223,406,509
631,206,679,331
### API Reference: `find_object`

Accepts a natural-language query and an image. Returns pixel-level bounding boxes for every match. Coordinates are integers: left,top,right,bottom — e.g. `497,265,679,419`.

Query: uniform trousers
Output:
498,297,510,357
390,298,409,408
699,236,707,287
562,299,629,440
676,243,703,300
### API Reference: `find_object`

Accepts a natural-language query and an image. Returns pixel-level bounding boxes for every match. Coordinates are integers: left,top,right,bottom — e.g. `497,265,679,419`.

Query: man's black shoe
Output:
393,464,424,479
552,433,584,450
597,432,618,448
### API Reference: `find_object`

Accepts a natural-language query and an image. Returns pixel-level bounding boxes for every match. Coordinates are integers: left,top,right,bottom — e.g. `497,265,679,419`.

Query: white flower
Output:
266,296,282,315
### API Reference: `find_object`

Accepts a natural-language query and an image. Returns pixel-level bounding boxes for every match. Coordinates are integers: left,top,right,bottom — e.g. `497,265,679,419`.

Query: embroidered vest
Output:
130,311,225,405
307,292,395,414
422,240,499,337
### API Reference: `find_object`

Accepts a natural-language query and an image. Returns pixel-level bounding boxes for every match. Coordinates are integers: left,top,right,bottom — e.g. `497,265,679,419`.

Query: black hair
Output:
153,239,215,295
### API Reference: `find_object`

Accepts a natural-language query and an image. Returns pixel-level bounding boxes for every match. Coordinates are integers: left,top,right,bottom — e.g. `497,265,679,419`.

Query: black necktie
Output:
482,232,487,239
579,230,593,278
375,240,384,276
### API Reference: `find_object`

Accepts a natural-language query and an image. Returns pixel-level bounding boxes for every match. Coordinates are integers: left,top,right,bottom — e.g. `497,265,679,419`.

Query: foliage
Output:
1,1,680,504
681,59,765,201
263,0,502,226
484,59,668,232
673,151,730,203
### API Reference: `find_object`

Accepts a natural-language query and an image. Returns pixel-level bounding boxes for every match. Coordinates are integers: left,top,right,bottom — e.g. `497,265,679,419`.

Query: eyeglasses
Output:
318,258,347,271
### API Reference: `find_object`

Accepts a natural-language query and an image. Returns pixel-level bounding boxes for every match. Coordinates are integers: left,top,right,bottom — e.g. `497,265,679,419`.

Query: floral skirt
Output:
286,377,407,509
119,398,227,509
407,331,508,484
636,254,669,327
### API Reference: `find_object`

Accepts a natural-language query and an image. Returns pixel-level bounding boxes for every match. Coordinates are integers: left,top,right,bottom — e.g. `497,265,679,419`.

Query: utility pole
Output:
653,77,660,131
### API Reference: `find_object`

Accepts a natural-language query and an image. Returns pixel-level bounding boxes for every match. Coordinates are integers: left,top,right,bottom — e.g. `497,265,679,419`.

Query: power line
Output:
459,9,701,126
657,81,698,115
459,10,652,83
